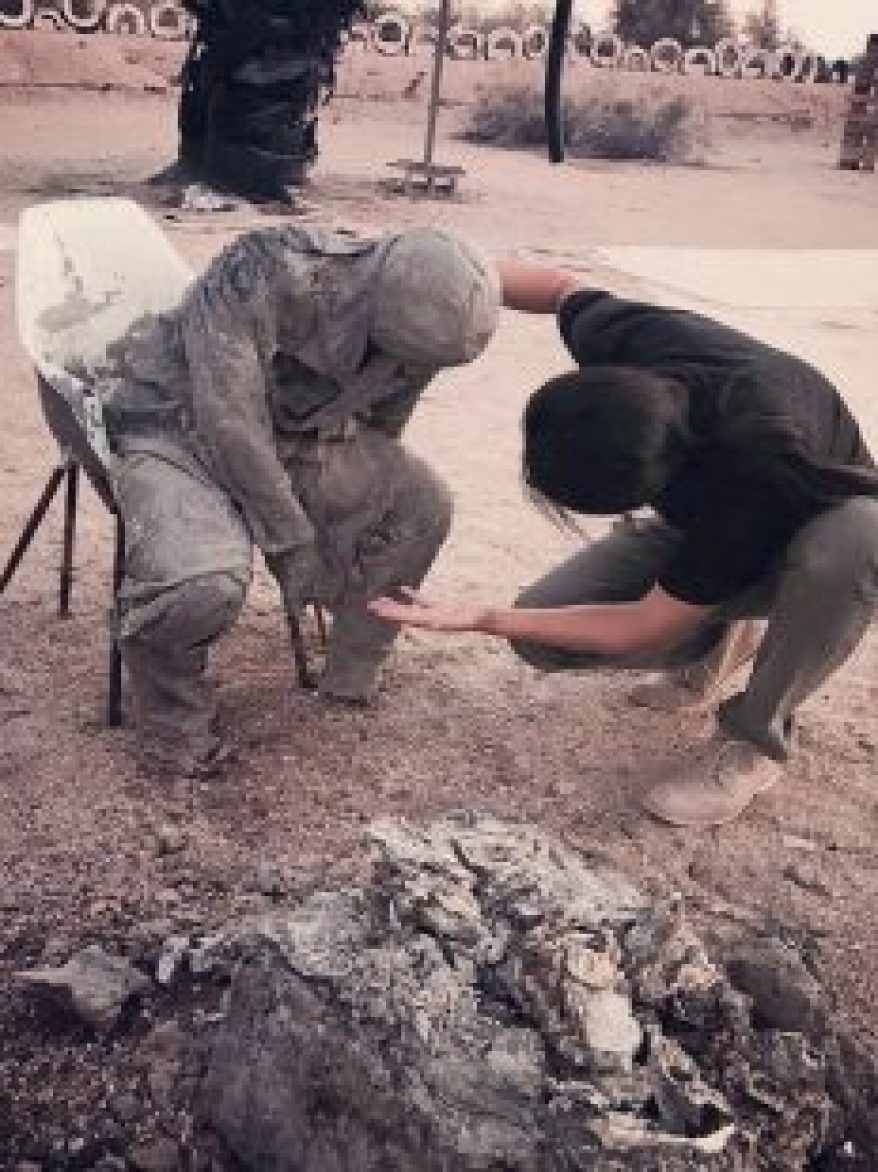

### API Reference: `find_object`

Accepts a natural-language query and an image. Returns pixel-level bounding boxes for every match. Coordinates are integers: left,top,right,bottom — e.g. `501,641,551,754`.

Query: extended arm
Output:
370,585,710,658
496,259,585,314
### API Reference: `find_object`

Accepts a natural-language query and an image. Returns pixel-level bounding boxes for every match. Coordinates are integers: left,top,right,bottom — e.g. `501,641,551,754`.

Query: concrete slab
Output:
588,247,878,313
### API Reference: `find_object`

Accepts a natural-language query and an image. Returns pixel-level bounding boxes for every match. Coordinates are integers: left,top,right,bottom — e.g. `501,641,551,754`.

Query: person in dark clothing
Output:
371,261,878,828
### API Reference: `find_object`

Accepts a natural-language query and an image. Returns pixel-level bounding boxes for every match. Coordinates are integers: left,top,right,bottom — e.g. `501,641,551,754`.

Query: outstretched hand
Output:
368,588,488,634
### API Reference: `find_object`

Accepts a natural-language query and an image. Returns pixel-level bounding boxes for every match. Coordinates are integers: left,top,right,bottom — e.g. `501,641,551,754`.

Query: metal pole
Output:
60,462,79,618
423,0,452,168
108,510,126,729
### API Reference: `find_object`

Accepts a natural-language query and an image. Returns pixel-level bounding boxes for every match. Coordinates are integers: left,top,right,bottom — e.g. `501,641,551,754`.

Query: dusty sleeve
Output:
180,281,315,559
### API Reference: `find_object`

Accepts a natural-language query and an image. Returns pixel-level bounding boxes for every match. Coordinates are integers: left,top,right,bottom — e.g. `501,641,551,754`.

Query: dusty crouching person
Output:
96,226,499,775
371,259,878,829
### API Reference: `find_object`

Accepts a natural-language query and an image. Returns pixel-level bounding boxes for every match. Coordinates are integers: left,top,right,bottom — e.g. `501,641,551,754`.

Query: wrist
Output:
474,607,502,636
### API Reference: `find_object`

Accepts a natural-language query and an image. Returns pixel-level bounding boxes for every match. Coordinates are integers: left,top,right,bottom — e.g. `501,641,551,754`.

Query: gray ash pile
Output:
202,815,874,1169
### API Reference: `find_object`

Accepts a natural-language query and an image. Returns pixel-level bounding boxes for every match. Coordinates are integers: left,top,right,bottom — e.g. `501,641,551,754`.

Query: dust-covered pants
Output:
510,501,878,761
112,428,451,763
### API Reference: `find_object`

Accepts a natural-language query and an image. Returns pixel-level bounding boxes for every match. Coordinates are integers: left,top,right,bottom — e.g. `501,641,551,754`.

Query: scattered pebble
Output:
783,862,832,896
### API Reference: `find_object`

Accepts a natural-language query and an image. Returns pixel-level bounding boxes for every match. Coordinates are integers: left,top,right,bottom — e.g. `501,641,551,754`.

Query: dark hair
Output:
523,367,693,515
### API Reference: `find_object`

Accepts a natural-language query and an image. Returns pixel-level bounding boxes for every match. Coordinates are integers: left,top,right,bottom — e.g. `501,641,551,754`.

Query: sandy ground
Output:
0,31,877,1168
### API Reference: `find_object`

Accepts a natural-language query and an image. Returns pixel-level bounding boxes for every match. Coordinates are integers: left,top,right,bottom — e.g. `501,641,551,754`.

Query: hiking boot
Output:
629,620,764,714
137,731,236,782
641,732,782,828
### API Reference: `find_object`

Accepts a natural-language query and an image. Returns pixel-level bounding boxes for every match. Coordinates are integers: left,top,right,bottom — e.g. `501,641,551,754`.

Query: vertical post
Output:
60,462,79,618
108,510,125,728
423,0,451,168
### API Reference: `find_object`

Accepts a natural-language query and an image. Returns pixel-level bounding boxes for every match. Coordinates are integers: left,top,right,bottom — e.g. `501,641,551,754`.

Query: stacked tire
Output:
179,0,365,197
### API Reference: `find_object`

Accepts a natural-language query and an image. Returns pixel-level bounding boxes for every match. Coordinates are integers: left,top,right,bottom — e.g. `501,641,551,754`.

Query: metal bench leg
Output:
313,603,328,647
287,609,316,691
60,463,79,618
108,511,125,728
1,464,68,596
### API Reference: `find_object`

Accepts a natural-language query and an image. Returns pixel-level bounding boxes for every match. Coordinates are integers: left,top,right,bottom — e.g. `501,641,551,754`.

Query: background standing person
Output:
371,260,878,828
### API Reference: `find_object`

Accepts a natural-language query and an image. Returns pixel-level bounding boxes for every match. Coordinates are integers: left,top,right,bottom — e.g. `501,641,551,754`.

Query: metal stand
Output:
2,459,127,728
108,510,125,728
387,0,466,197
1,462,71,605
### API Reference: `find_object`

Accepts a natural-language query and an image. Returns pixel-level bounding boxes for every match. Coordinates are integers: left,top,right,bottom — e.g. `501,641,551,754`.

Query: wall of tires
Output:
0,3,853,84
0,1,191,38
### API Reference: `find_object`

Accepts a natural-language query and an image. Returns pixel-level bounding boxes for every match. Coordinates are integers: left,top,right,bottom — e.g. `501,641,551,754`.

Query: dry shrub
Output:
463,84,710,162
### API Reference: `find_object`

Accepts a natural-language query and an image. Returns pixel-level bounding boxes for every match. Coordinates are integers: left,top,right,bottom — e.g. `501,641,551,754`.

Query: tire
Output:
522,24,548,60
0,0,33,31
714,37,743,79
33,9,68,31
448,24,483,62
61,0,106,33
590,32,623,69
372,12,407,57
105,2,147,35
485,27,520,61
625,45,650,73
651,38,683,75
683,46,717,76
149,1,189,41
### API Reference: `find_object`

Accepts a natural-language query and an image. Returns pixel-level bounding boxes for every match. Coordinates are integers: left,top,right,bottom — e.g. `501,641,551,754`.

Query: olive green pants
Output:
511,503,878,760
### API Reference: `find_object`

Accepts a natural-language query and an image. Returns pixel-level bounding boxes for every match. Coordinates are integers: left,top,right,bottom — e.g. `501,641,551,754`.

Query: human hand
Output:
368,588,488,634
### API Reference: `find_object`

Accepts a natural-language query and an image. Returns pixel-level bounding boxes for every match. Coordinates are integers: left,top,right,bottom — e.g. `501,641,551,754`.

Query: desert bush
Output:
463,84,709,163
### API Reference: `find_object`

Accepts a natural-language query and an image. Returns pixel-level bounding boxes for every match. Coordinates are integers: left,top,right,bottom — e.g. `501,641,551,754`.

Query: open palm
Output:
368,589,486,634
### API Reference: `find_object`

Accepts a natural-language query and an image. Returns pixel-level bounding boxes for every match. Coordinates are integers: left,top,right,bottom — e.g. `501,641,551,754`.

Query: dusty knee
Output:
120,571,248,651
411,467,453,547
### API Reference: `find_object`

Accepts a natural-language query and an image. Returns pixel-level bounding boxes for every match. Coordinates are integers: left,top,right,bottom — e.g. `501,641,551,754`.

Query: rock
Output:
156,935,189,987
254,862,287,898
16,945,151,1032
783,861,831,896
91,1158,127,1172
156,823,187,856
574,989,642,1074
189,932,234,979
110,1090,140,1123
726,938,827,1035
128,1138,181,1172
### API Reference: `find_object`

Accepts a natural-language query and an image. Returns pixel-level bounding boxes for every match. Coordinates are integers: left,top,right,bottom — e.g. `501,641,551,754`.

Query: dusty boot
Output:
641,732,782,828
136,727,236,781
629,620,764,713
318,640,385,706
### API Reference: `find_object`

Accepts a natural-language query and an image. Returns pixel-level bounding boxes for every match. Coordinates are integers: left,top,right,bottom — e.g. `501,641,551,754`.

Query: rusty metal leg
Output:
1,465,67,596
287,609,316,690
60,462,79,618
313,603,328,647
108,511,125,729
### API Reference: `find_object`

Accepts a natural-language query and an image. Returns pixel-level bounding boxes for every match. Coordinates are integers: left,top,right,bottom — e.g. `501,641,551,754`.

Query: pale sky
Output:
395,2,872,58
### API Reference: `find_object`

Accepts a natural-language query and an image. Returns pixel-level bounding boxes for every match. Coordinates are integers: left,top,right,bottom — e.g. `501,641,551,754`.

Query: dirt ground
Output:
0,30,877,1170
